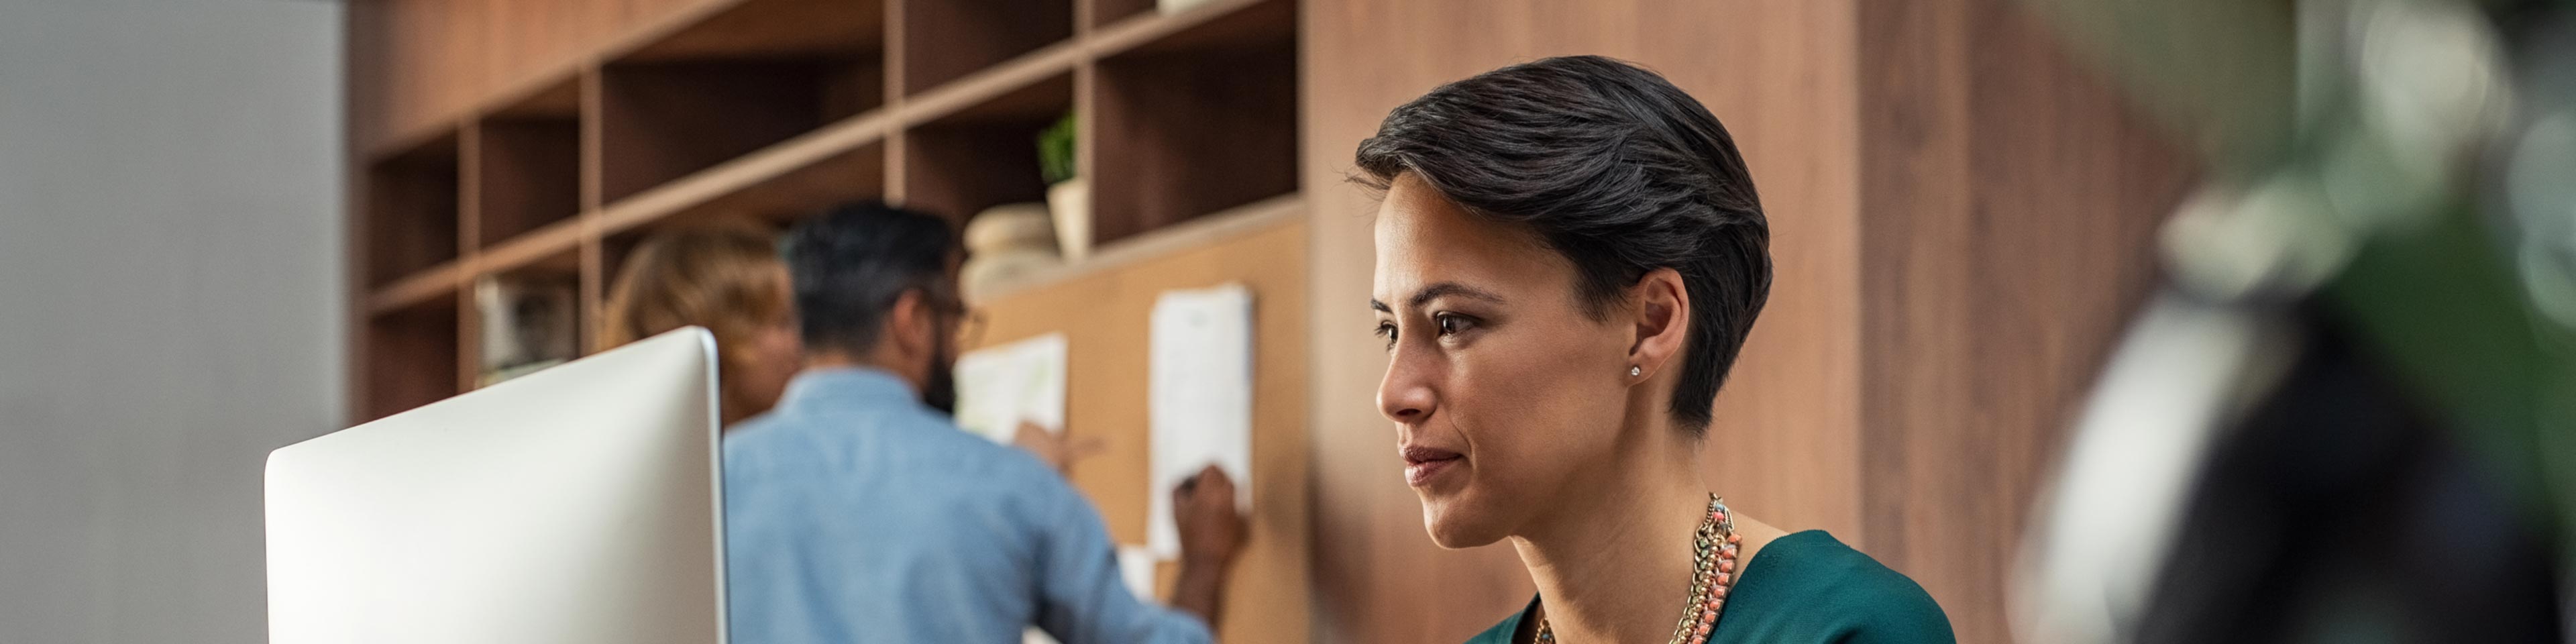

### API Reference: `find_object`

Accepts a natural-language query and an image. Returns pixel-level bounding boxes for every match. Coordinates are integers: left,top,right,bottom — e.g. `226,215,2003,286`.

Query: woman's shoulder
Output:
1462,596,1535,644
1717,530,1955,643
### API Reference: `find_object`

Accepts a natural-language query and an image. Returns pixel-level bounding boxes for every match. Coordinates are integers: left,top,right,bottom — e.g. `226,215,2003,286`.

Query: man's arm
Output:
1030,463,1242,644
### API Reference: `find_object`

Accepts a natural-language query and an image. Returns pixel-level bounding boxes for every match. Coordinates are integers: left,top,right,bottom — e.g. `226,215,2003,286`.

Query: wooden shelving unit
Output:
350,1,1308,639
351,0,1304,421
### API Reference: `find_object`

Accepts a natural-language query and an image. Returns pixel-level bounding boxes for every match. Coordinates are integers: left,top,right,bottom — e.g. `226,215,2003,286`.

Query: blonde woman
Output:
602,225,802,427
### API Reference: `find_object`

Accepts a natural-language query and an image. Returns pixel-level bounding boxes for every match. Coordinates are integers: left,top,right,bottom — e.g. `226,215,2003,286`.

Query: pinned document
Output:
953,333,1070,443
1146,284,1254,560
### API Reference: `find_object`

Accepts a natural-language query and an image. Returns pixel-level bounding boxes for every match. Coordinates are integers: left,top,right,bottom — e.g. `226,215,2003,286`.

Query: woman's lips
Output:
1401,445,1464,488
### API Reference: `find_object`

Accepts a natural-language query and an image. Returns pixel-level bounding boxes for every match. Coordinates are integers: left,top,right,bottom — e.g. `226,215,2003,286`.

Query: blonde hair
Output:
601,225,793,419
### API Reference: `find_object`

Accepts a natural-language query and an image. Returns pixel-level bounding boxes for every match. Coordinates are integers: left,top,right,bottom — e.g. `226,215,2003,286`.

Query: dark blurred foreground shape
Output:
2017,0,2576,641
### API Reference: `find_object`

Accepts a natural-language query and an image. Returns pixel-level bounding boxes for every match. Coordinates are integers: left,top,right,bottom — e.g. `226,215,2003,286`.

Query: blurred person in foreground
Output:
723,201,1246,643
1356,56,1953,643
600,224,802,427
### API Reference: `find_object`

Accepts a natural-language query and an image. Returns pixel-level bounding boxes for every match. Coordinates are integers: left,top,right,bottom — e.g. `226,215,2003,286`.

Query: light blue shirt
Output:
723,366,1214,644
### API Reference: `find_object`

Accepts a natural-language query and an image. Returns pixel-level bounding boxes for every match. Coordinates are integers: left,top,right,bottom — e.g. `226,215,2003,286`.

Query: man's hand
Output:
1010,421,1104,476
1173,465,1246,566
1168,465,1245,629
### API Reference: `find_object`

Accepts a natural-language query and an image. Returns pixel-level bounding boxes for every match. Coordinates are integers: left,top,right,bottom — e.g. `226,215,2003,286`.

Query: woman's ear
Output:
1627,267,1690,382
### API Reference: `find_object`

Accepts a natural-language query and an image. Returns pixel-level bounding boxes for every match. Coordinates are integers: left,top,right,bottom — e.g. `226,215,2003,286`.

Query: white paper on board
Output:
952,333,1070,444
1117,545,1159,600
1145,284,1254,561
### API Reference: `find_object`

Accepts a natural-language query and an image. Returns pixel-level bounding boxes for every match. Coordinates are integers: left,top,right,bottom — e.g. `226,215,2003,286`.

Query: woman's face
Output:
1373,174,1639,548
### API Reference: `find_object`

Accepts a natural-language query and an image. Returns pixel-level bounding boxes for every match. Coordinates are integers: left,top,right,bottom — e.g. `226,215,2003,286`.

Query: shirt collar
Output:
776,365,925,416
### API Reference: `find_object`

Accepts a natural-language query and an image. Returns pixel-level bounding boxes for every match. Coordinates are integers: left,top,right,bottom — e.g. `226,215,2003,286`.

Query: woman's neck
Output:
1511,439,1710,644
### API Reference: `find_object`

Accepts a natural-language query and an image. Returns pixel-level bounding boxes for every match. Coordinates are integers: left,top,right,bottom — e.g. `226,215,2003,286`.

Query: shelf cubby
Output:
901,0,1071,96
472,78,583,248
901,72,1072,225
364,292,460,422
1090,0,1296,245
363,131,462,287
599,0,887,205
472,249,584,387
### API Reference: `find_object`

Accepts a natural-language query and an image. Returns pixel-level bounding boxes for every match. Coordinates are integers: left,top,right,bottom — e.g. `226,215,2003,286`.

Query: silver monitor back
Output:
265,327,725,644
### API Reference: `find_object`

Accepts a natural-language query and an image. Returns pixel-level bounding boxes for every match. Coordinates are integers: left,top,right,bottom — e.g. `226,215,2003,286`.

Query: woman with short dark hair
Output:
1358,56,1954,643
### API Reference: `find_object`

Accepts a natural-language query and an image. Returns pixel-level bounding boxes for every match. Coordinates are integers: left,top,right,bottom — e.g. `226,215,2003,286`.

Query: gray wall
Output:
0,0,345,641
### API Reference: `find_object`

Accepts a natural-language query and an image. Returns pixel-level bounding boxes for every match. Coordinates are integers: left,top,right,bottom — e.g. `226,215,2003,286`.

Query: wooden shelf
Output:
901,71,1073,223
970,193,1304,304
898,40,1080,129
363,131,462,287
598,0,886,205
1093,0,1297,245
600,111,893,235
352,0,1302,427
368,260,465,315
1091,0,1291,56
472,247,584,388
362,289,459,423
349,1,1313,639
473,76,583,249
900,0,1071,97
478,217,585,277
612,0,885,64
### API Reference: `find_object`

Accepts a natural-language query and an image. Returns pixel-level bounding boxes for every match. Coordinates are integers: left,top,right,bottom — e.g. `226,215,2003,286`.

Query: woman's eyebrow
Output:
1371,282,1507,312
1411,282,1506,307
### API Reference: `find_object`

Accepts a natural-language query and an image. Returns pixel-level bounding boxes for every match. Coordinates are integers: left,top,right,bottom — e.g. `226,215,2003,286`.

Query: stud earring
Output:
1629,366,1642,377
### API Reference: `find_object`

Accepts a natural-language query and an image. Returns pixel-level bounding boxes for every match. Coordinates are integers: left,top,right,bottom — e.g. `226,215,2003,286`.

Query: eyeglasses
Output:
921,286,987,348
955,308,987,349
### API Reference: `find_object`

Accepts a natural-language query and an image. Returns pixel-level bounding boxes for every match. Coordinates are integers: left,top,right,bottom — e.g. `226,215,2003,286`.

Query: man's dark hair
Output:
782,201,958,357
1352,55,1772,435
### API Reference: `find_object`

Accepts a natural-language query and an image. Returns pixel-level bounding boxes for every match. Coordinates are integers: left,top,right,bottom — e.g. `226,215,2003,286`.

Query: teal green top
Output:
1465,531,1954,644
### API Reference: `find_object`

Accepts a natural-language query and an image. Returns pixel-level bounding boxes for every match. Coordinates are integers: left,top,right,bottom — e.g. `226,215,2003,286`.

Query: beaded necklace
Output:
1534,495,1741,644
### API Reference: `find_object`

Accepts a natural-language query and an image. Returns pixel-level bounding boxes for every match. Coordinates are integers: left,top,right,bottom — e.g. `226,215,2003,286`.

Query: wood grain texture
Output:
1301,1,1867,641
598,60,869,203
350,0,727,154
900,0,1073,95
364,294,460,422
1091,3,1297,246
475,117,583,248
365,132,464,286
1854,1,2196,642
967,216,1312,644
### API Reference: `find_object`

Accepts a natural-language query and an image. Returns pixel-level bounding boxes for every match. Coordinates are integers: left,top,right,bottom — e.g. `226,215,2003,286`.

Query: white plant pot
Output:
1047,178,1093,262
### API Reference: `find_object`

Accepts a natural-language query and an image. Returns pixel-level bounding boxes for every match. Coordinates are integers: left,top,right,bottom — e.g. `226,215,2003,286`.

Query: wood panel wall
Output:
1854,2,2196,642
1301,1,2192,643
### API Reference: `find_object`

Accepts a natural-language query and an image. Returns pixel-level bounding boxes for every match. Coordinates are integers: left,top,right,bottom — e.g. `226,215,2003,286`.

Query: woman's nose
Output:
1377,349,1436,423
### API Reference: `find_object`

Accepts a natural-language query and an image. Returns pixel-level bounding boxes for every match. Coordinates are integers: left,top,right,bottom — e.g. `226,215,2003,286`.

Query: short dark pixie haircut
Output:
1354,55,1772,435
782,201,958,356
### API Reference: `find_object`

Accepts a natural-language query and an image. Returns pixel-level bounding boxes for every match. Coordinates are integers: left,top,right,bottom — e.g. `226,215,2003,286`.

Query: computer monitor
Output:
265,327,725,644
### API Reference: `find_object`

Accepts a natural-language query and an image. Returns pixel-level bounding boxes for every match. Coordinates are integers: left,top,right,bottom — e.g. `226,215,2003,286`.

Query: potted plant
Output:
1038,111,1091,262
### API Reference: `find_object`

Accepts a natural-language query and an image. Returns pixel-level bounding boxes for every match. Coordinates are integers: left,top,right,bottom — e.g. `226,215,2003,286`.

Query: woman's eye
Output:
1434,313,1473,336
1373,321,1399,347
